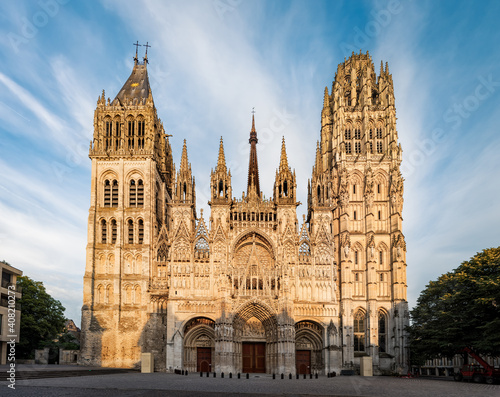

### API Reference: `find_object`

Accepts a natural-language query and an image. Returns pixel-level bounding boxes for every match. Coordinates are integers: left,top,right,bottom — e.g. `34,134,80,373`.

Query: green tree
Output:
17,276,67,359
408,247,500,364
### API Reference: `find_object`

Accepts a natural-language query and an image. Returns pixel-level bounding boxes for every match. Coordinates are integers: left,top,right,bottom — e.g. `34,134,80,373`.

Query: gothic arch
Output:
183,317,216,373
295,320,324,373
125,169,145,182
351,241,364,268
99,170,118,185
233,299,278,340
231,230,275,259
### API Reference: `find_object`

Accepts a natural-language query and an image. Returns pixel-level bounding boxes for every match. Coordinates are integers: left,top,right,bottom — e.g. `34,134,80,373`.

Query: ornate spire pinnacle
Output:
216,136,227,173
180,139,189,173
323,87,330,107
279,136,289,173
247,112,260,197
315,140,322,173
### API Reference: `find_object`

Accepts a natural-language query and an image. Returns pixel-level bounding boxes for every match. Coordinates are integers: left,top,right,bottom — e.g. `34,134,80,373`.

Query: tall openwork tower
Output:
308,51,408,370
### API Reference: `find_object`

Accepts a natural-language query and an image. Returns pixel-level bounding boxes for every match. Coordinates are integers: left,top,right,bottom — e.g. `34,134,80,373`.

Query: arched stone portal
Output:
183,317,215,372
295,320,324,374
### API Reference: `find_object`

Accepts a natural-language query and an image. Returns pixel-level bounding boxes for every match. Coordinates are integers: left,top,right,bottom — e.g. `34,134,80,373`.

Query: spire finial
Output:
143,42,151,64
217,136,226,172
247,111,260,198
180,139,189,172
133,41,141,65
323,87,329,107
279,136,289,172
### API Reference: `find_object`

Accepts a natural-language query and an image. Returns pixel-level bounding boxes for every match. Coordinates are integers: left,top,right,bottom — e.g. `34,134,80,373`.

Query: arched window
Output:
299,242,310,256
355,142,361,154
114,118,121,150
128,220,134,244
378,311,387,353
111,219,117,244
345,91,351,106
346,142,352,154
104,180,111,207
218,180,224,197
101,220,107,244
377,141,383,153
354,128,361,140
128,118,135,149
105,285,111,304
134,285,141,305
379,250,384,265
137,180,144,207
96,285,103,304
129,180,136,206
354,251,358,265
137,119,145,149
344,129,351,140
138,219,144,244
105,120,112,150
111,180,118,207
353,310,366,352
157,244,168,262
376,127,383,139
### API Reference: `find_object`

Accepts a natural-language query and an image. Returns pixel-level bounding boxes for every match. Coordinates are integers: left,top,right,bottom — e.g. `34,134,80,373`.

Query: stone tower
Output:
80,50,174,367
308,51,408,372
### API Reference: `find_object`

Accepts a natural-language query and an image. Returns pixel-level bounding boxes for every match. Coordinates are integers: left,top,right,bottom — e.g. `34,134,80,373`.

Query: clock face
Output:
131,83,139,87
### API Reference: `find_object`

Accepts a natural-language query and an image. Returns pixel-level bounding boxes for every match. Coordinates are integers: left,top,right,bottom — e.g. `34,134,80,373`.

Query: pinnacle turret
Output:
216,137,227,173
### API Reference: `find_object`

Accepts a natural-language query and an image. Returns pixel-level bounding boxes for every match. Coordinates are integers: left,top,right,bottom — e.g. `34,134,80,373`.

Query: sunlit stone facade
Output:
80,51,408,375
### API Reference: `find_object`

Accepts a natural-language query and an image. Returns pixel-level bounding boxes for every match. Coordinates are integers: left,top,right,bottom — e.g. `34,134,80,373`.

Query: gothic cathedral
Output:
80,50,408,375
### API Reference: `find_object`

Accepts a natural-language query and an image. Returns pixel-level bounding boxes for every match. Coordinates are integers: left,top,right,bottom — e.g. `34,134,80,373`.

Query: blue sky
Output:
1,0,499,326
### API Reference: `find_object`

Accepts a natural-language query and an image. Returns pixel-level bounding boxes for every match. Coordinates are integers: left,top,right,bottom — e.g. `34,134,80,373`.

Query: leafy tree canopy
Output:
408,247,500,364
17,276,67,359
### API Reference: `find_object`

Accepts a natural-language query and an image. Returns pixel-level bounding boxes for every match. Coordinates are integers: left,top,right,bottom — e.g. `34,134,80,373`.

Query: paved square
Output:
1,371,499,396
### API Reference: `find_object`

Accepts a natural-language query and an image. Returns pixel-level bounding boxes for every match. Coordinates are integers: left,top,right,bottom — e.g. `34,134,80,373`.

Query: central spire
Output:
247,113,260,197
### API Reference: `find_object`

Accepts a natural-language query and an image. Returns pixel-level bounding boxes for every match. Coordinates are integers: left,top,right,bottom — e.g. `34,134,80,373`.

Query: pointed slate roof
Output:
113,62,151,106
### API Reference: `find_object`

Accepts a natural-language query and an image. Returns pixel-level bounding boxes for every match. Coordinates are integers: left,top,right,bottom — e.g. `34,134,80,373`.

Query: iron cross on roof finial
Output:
252,107,255,115
133,41,141,59
143,42,151,63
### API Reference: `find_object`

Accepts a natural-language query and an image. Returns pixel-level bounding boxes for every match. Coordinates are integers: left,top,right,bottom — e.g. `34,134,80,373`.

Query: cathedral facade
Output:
80,51,408,375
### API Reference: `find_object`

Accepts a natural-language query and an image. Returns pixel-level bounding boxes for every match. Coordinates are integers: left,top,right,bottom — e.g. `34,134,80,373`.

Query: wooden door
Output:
197,347,211,372
242,342,266,373
296,350,311,374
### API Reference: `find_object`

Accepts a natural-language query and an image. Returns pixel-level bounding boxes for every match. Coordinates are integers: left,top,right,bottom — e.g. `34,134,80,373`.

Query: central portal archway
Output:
233,300,278,374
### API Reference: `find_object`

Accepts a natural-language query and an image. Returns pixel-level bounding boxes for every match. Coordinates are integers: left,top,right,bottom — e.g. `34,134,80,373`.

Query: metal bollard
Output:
246,373,249,379
238,373,240,379
296,373,299,379
303,373,306,379
310,373,313,379
281,373,284,379
221,372,224,378
213,372,216,378
315,373,318,379
289,373,292,379
200,371,203,377
273,373,275,379
206,372,209,377
229,372,232,378
186,371,188,376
